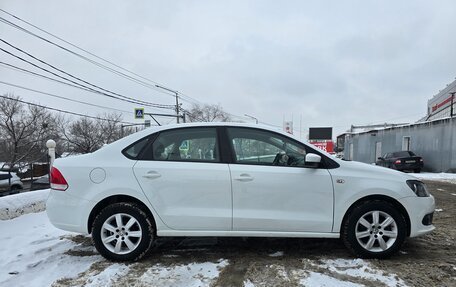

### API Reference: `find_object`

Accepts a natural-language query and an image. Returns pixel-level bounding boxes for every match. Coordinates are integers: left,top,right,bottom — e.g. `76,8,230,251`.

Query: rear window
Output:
392,151,415,157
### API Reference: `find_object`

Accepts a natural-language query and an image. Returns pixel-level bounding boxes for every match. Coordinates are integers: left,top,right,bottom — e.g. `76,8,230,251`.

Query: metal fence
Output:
343,117,456,172
0,157,50,197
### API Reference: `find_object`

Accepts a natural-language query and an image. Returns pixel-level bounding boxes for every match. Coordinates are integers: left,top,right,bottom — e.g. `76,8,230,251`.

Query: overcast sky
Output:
1,0,455,138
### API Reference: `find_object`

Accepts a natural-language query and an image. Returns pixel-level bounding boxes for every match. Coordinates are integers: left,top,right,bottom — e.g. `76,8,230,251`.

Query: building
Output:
340,78,456,172
425,79,456,121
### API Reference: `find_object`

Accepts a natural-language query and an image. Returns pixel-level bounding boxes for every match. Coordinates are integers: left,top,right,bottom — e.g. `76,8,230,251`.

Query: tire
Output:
10,185,22,194
342,200,407,259
92,202,155,261
414,169,421,173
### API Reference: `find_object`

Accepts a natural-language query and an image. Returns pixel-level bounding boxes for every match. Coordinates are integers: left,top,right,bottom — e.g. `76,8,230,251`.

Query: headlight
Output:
406,180,430,197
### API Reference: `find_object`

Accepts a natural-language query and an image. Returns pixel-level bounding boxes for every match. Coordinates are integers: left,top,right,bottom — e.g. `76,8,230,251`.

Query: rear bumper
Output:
46,189,91,234
394,162,423,171
398,195,435,237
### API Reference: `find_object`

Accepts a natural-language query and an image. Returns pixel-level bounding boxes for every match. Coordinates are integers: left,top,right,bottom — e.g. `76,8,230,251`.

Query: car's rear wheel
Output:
342,200,407,258
414,169,421,173
92,202,154,261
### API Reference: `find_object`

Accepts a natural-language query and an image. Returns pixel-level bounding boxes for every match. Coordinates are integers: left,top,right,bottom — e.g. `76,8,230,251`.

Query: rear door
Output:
133,127,232,231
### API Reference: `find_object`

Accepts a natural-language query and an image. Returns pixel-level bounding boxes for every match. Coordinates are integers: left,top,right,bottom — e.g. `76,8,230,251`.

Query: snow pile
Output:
410,172,456,184
0,189,50,220
137,260,229,287
0,212,100,287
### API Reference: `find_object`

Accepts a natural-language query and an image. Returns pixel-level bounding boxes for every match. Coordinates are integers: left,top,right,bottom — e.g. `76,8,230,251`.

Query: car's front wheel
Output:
92,202,155,261
342,200,407,258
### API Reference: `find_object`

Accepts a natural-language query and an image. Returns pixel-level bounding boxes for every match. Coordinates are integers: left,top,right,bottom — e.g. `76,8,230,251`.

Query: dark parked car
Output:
376,151,424,173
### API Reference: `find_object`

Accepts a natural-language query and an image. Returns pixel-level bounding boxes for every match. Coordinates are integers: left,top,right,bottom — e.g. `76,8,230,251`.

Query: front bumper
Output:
399,195,435,237
46,189,91,234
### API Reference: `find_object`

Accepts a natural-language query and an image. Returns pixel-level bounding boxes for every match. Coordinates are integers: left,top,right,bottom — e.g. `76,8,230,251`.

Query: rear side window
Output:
147,127,220,163
122,137,150,159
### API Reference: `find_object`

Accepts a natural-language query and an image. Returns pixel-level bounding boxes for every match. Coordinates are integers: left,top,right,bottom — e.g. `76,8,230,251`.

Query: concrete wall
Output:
343,117,456,172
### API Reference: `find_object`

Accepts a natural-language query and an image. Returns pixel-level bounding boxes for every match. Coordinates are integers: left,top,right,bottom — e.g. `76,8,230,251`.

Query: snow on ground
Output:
301,272,363,287
410,172,456,184
0,189,49,220
0,212,100,287
315,259,407,287
137,260,229,287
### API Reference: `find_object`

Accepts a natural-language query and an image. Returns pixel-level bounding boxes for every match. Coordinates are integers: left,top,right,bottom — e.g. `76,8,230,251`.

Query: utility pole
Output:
155,85,180,123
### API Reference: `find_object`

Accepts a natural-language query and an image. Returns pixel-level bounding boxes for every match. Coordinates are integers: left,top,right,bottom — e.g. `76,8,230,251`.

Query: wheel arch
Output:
87,194,157,234
340,194,411,237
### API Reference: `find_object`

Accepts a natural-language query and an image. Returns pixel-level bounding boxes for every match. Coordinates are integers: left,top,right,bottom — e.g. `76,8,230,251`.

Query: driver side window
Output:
227,127,306,167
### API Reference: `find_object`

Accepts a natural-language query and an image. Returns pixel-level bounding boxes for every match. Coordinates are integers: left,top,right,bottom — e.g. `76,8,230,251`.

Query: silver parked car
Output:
0,171,23,195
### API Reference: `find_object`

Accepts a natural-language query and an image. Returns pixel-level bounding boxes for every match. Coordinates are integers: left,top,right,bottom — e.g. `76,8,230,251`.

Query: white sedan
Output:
46,122,435,261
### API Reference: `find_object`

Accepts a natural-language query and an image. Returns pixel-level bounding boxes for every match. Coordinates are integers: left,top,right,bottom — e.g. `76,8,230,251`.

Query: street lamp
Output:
244,113,258,124
155,85,180,123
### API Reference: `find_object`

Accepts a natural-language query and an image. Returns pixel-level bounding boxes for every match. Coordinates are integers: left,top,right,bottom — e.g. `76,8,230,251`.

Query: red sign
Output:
431,95,453,112
310,141,334,153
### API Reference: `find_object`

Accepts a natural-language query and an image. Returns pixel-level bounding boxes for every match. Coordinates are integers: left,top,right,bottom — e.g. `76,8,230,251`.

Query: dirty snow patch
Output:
0,189,50,220
301,272,363,287
138,260,229,287
84,263,130,287
269,251,284,257
244,279,255,287
316,259,407,286
410,172,456,184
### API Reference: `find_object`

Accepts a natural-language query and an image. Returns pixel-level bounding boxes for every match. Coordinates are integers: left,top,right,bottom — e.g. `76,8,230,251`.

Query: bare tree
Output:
186,104,231,122
60,112,132,154
0,94,59,170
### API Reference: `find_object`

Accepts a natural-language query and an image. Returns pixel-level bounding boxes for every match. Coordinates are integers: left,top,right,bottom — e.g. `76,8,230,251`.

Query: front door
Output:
226,127,334,233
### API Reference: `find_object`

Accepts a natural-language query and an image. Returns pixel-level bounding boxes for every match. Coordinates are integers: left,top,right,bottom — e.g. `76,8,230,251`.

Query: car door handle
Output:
142,171,161,180
234,174,254,182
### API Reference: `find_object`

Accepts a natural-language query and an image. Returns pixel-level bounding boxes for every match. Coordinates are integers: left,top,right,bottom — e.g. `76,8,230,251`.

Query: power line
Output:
0,38,175,109
0,12,198,102
0,61,174,114
0,80,132,115
0,93,136,124
0,9,246,119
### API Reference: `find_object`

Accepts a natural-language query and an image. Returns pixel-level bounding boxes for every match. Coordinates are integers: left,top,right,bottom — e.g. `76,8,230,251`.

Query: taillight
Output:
50,167,69,191
394,160,401,164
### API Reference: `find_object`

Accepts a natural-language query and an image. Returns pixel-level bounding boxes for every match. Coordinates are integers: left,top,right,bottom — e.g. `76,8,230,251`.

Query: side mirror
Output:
305,153,321,168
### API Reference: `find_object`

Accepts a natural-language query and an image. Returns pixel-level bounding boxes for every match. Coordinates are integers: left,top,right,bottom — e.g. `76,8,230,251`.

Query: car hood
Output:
334,159,417,182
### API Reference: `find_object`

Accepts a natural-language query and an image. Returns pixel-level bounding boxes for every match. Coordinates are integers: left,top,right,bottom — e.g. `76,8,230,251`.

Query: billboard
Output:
309,127,332,140
309,141,334,153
